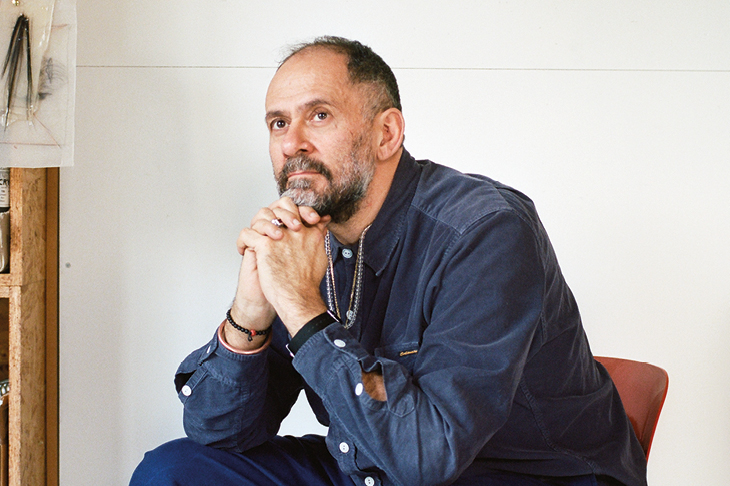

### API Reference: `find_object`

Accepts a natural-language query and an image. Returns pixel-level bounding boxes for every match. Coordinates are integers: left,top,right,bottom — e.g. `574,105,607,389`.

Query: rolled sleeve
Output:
176,328,272,451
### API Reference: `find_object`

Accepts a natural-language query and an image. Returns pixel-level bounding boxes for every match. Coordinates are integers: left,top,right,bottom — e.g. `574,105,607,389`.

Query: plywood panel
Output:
0,299,8,382
10,169,46,287
8,283,45,486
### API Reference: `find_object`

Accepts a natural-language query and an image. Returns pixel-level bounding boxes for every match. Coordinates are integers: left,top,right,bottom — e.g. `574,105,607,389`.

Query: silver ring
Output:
271,218,285,228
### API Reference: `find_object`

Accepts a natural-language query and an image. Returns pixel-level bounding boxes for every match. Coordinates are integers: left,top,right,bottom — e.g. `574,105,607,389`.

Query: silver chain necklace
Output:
325,225,371,329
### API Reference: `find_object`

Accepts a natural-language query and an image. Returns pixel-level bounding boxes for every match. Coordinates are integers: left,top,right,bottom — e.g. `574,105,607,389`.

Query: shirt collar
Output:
361,148,421,276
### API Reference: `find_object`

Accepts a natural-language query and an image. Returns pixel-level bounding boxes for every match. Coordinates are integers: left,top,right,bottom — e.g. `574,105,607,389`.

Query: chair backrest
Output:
594,356,668,459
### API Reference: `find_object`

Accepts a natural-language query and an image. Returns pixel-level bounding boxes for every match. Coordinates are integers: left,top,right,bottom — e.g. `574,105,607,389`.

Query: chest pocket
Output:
374,341,420,374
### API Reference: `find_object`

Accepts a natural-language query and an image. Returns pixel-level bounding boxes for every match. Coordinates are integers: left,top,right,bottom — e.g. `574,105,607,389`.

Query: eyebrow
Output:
265,98,334,122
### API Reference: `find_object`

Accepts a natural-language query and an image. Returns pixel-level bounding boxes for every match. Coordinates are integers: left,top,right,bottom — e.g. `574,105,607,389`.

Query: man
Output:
131,37,647,486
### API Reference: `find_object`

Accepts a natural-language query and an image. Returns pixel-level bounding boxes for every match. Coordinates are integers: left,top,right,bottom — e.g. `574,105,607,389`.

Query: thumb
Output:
314,217,331,233
299,206,327,226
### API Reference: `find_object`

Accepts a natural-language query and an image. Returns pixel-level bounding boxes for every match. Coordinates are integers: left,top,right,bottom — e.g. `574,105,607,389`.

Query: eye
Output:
315,112,328,121
271,119,287,130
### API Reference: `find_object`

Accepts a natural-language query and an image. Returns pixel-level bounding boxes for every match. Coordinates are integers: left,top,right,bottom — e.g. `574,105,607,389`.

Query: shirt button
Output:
364,477,375,486
334,339,346,348
339,442,350,454
181,385,192,397
355,383,364,396
342,249,354,259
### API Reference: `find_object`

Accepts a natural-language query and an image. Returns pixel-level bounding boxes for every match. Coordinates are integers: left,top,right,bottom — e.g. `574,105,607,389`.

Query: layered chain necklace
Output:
324,225,371,329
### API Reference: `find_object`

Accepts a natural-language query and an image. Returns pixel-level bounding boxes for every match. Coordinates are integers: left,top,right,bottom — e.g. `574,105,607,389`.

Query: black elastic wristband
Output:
287,311,339,356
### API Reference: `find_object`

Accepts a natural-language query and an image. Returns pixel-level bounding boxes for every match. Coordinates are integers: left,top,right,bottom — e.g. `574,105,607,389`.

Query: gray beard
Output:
276,150,375,224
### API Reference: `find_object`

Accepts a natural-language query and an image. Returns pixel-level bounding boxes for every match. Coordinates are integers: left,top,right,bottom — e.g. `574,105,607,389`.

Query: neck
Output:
328,147,402,245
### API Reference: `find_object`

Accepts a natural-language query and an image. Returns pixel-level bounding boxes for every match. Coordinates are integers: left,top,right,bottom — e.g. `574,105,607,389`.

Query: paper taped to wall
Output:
0,0,76,167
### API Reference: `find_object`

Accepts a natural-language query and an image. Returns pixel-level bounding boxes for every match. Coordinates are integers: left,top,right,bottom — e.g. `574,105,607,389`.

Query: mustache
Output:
281,155,333,182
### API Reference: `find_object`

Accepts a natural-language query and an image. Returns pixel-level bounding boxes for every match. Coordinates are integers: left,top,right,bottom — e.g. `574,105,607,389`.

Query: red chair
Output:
594,356,668,459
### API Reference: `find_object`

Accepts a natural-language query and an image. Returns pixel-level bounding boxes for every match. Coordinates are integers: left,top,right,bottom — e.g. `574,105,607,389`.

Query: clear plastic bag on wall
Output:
0,0,76,167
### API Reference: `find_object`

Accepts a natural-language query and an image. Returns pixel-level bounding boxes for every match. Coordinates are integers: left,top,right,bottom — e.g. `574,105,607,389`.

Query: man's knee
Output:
130,435,349,486
130,438,204,485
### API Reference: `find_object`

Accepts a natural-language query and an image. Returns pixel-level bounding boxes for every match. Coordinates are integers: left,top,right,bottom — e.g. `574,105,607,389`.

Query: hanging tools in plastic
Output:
2,12,32,129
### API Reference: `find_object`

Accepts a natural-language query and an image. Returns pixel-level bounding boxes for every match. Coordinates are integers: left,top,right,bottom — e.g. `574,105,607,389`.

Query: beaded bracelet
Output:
225,309,272,342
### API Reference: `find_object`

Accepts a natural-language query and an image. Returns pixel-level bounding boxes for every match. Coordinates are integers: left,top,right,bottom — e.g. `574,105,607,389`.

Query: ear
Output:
374,108,405,161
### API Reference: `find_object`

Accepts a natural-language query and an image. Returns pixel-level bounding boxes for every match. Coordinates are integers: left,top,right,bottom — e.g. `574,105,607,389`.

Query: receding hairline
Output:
273,48,379,121
278,43,346,69
277,37,402,117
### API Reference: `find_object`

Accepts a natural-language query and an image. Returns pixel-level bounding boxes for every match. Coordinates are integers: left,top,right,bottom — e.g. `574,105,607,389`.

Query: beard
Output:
276,135,376,224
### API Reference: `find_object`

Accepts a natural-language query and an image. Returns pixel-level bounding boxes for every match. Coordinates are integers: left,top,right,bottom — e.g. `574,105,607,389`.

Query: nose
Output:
281,120,313,158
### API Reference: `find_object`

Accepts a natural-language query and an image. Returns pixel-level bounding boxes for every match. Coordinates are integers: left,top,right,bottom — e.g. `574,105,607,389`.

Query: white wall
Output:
60,2,730,484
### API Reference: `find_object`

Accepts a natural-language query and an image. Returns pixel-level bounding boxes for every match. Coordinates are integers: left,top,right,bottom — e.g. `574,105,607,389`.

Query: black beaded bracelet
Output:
225,309,272,342
286,311,339,356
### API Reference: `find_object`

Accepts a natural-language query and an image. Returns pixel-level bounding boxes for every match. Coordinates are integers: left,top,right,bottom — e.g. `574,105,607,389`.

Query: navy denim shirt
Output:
176,150,647,486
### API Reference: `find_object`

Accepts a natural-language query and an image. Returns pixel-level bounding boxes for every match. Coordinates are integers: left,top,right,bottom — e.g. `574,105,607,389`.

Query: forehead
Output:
265,49,362,114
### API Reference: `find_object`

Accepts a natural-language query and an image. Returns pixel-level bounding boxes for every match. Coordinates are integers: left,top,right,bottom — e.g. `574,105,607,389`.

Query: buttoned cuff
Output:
291,323,374,394
287,310,339,356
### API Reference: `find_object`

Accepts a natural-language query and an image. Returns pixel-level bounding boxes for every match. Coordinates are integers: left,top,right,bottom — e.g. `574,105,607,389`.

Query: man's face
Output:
265,49,377,223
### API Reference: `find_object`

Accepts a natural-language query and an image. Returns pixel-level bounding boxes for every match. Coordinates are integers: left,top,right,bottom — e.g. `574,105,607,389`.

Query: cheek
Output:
269,137,278,157
269,145,285,173
318,133,355,161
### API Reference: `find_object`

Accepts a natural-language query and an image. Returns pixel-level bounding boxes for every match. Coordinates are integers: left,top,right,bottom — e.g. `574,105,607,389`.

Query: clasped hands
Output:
229,197,330,346
228,198,387,400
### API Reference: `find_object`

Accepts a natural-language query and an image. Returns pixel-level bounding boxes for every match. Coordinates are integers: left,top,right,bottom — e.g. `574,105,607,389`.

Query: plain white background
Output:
60,1,730,484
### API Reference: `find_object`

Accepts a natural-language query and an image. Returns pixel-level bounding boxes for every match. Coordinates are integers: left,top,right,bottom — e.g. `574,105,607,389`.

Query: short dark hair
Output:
281,36,402,118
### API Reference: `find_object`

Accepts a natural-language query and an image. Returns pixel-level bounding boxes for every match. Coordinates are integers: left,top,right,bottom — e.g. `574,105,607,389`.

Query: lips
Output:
277,155,334,195
282,155,332,180
288,170,322,178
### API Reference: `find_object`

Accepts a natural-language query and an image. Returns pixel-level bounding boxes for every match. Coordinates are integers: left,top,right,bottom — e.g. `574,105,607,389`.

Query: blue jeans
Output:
129,436,615,486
